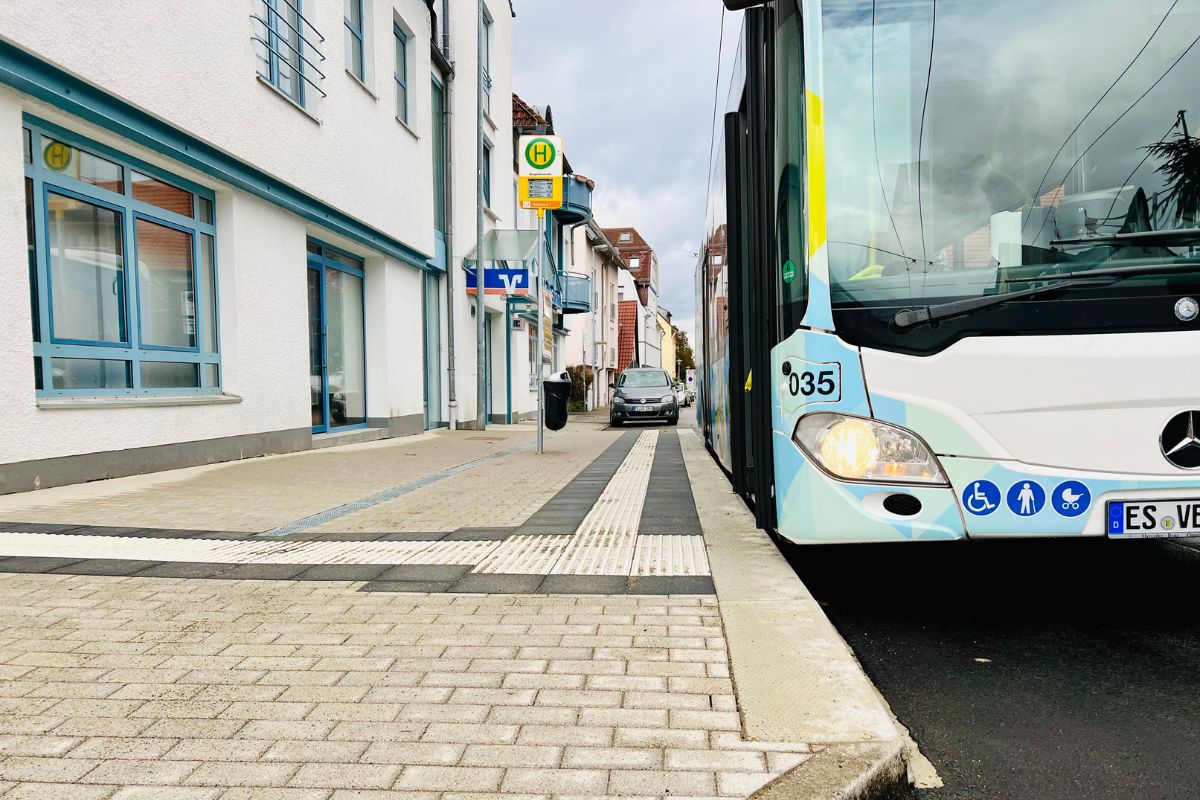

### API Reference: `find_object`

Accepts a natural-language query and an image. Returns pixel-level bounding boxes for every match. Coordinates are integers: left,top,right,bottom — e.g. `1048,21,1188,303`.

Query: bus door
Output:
724,7,779,531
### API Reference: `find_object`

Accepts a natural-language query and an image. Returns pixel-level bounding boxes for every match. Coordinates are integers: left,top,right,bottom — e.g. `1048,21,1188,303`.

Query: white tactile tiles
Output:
0,532,500,567
470,535,572,574
631,534,710,576
549,431,657,575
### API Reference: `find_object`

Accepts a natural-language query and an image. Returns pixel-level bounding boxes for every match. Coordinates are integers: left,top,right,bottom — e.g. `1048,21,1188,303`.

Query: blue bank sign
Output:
465,266,533,296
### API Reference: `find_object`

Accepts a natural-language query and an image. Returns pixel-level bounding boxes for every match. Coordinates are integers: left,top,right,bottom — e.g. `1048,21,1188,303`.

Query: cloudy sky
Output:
512,1,743,346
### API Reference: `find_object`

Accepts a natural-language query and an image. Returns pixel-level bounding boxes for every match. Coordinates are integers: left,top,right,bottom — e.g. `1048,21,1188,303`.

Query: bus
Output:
698,0,1200,543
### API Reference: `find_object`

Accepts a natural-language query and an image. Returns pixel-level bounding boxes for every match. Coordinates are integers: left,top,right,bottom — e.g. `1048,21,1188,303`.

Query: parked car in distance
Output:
610,368,679,427
673,381,691,408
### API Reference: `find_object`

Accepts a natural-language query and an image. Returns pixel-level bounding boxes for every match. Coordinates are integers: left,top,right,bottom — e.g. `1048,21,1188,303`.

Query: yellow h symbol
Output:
532,143,550,165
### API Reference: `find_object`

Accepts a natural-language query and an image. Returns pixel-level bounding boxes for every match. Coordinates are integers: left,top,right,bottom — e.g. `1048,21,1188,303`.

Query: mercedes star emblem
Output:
1161,411,1200,469
1175,296,1199,322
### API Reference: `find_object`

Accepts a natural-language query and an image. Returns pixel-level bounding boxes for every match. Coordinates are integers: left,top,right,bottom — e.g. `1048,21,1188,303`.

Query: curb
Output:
680,429,909,799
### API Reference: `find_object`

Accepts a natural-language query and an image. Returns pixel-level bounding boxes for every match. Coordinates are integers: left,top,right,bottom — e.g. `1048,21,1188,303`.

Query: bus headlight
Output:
793,413,947,485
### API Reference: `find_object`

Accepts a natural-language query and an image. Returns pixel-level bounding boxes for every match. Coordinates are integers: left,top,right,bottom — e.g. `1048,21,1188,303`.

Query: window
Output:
345,0,365,81
629,257,640,271
481,10,493,114
393,24,409,122
482,141,492,207
619,232,631,242
265,0,306,104
432,77,448,233
24,120,220,396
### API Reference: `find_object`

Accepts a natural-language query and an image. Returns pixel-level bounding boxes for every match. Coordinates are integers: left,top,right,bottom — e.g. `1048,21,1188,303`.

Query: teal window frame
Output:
345,0,366,82
394,23,409,122
24,116,221,398
481,10,493,114
265,0,308,106
482,141,492,208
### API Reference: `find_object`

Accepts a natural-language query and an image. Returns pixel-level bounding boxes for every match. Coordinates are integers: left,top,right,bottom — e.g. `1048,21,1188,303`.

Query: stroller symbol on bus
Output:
962,480,1001,516
1051,481,1091,518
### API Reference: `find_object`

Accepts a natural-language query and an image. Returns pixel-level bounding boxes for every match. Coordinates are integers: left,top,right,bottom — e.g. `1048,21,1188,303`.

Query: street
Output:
788,538,1200,800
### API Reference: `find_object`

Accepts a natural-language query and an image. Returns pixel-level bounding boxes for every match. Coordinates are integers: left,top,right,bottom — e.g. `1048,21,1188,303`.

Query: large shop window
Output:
23,119,220,396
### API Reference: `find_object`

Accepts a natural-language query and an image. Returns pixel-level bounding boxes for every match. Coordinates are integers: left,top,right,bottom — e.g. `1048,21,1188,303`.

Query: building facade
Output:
606,226,661,371
0,0,513,493
485,94,595,422
658,309,677,379
562,222,626,410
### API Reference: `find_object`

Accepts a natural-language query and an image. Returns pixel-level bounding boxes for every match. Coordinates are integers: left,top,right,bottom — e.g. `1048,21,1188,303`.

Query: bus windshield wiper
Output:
890,261,1200,331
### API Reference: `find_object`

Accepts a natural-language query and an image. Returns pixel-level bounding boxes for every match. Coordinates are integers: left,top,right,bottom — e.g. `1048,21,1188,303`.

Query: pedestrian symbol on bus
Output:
962,480,1000,516
1006,480,1045,516
1051,481,1091,517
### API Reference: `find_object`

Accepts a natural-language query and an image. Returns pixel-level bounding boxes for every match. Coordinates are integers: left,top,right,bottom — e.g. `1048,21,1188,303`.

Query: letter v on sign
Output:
518,135,564,178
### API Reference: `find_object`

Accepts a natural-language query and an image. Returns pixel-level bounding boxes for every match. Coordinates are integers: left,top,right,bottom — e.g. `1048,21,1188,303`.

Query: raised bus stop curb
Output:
680,429,910,799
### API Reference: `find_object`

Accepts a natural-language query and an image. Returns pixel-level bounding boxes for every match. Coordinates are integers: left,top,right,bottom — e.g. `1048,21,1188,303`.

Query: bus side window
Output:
775,1,807,332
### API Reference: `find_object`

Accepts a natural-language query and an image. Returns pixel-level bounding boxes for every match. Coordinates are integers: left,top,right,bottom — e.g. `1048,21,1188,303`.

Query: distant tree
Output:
673,326,696,371
566,365,593,411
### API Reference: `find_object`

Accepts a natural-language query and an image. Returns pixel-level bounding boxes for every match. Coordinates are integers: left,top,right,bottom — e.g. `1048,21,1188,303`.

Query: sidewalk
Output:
0,419,903,798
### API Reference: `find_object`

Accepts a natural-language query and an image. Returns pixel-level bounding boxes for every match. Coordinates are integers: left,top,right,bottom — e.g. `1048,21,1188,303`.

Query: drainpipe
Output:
474,0,487,430
441,0,459,430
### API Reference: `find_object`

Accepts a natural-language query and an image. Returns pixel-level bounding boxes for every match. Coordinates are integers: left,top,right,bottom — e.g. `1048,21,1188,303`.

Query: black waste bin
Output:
543,371,571,431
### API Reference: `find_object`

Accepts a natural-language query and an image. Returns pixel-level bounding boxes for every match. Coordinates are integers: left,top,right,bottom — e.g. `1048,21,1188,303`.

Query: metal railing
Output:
251,0,328,99
558,271,592,312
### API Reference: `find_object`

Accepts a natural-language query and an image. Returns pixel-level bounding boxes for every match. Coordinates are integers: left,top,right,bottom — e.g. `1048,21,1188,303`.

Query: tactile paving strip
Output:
470,535,572,574
550,431,658,575
631,534,710,576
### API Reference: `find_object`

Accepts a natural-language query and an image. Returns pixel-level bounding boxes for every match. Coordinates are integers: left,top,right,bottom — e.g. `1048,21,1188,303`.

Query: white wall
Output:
444,0,514,427
0,0,437,258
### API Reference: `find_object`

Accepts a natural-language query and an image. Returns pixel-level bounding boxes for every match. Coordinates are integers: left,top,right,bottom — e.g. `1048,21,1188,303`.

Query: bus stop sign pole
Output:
518,134,564,456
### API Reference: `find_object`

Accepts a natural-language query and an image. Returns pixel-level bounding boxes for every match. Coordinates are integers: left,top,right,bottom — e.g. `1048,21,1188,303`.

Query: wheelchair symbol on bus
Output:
962,480,1001,516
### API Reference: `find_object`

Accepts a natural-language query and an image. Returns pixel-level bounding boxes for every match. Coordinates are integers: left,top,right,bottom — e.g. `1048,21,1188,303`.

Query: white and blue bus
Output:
698,0,1200,543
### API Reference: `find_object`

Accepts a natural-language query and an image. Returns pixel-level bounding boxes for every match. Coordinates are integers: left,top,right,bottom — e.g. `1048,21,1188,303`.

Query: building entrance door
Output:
307,241,367,433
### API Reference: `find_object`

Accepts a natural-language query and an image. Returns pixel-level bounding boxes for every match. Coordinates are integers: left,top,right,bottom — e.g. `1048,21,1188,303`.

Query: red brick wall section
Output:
617,300,639,373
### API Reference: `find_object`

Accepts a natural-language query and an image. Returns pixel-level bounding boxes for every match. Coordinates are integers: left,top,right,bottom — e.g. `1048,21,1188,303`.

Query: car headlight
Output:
613,396,625,404
661,395,675,403
793,412,946,484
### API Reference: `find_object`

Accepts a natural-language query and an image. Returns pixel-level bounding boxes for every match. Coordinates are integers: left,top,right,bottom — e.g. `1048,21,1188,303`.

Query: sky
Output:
512,1,742,347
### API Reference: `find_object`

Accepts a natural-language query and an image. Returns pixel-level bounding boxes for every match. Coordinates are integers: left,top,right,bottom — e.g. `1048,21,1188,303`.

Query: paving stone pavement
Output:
0,573,814,798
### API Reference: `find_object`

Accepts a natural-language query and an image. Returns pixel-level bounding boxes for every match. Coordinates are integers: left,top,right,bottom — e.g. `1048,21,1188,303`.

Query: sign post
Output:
519,135,564,455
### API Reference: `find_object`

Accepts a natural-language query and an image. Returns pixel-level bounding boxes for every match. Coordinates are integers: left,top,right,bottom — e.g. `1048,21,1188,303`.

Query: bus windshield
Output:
820,0,1200,349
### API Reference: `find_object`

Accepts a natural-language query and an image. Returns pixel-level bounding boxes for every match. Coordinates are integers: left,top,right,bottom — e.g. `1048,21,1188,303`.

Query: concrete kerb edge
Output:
679,429,910,799
751,741,909,800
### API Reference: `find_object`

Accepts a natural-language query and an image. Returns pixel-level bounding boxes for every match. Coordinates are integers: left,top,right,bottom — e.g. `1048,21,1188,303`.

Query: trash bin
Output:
543,371,571,431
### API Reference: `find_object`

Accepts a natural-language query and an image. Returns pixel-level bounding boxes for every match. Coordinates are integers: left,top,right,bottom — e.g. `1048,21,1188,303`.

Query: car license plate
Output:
634,405,654,412
1107,498,1200,538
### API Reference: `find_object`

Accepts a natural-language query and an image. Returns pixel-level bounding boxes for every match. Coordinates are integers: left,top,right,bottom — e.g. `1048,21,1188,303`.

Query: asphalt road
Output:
785,538,1200,800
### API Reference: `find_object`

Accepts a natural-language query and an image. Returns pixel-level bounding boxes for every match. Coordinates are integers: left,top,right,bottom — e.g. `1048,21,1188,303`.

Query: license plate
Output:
1107,498,1200,538
634,405,654,412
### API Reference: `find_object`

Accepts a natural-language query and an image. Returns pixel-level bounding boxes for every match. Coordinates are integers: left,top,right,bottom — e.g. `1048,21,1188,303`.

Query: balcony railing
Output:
556,175,593,223
559,271,592,314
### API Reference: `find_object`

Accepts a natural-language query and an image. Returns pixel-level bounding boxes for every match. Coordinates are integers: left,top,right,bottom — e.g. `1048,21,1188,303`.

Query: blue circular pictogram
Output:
961,479,1002,516
1051,481,1091,517
1006,480,1046,516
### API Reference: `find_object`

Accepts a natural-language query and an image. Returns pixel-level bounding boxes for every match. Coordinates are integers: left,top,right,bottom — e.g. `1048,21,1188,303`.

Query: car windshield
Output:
620,371,669,388
819,0,1200,340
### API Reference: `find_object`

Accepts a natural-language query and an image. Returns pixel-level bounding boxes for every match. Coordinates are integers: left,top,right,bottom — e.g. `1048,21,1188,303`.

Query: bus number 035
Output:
788,370,836,398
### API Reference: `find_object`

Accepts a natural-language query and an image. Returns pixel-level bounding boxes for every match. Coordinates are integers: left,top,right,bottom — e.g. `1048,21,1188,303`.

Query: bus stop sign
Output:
518,135,564,211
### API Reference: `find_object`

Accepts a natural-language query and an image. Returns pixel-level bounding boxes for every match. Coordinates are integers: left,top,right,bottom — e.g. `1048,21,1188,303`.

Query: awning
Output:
463,229,541,268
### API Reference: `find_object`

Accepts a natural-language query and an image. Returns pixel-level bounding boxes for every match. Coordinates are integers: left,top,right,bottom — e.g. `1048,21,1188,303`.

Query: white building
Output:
562,222,626,410
0,0,514,493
